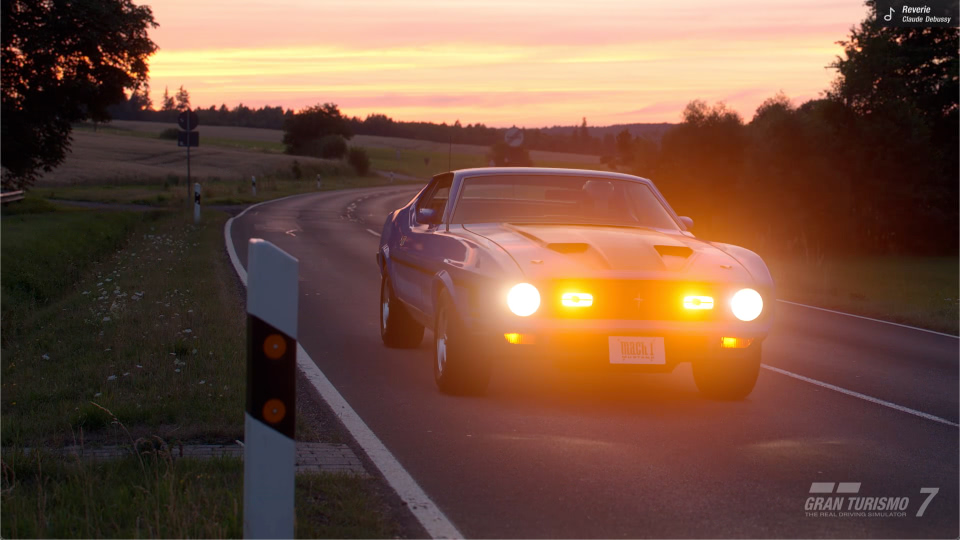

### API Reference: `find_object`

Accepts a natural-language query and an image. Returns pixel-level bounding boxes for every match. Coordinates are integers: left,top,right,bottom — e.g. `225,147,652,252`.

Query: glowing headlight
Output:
730,288,763,321
507,283,540,316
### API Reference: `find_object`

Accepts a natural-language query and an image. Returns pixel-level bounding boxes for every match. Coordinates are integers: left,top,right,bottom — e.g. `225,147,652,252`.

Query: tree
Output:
129,83,153,113
160,86,175,111
282,103,353,156
1,0,158,188
174,85,190,111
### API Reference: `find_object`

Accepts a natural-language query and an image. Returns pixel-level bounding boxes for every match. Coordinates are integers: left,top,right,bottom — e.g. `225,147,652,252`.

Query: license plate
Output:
608,336,666,365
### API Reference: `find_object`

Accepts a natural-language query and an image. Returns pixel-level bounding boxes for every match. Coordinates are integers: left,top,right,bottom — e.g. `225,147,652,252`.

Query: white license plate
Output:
608,336,666,365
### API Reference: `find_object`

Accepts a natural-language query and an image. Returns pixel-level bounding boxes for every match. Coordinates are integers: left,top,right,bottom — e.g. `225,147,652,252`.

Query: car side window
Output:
416,176,453,219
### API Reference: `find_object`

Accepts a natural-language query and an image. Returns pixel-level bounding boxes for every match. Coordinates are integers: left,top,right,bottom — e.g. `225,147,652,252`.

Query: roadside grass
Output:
1,204,400,537
39,173,421,207
1,209,246,446
1,452,395,538
768,255,959,334
1,200,150,314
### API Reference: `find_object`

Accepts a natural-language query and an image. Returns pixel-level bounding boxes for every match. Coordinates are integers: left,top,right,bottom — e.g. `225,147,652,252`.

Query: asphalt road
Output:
230,186,959,539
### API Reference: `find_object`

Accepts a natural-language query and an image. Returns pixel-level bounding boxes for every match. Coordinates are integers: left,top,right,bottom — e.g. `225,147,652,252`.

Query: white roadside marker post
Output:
193,183,201,224
389,171,394,184
252,175,257,196
316,173,322,190
243,239,298,539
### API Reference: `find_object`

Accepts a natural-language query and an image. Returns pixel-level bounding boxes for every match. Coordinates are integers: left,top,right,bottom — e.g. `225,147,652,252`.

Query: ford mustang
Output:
376,168,774,399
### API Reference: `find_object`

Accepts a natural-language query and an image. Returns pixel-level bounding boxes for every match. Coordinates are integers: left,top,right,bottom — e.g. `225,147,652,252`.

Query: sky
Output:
144,0,869,128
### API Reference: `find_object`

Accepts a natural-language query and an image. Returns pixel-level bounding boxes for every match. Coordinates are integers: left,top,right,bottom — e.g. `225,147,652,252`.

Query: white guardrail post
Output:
193,183,201,223
252,175,257,196
244,238,298,539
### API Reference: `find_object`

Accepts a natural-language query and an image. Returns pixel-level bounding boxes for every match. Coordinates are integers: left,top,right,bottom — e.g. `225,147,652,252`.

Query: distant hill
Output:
538,123,675,141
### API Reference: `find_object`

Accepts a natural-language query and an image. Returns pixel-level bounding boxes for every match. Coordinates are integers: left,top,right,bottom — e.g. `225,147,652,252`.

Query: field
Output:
0,202,399,537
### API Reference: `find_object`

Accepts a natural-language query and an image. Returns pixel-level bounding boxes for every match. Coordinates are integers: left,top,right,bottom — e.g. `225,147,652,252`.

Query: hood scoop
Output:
547,242,590,254
654,245,693,258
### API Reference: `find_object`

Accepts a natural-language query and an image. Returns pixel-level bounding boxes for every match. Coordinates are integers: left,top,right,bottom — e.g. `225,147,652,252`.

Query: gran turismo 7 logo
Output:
804,482,939,518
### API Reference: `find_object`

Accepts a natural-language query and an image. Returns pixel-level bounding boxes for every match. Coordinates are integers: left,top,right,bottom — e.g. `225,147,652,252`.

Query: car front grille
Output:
540,279,731,321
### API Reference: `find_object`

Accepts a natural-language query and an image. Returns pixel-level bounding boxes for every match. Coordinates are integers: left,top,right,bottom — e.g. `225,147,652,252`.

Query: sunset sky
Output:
145,1,869,128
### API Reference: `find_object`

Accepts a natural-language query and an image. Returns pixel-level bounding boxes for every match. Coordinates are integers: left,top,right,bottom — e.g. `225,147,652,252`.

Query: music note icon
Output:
883,6,895,21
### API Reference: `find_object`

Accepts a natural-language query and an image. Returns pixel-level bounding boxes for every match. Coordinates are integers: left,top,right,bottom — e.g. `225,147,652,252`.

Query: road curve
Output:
229,186,958,539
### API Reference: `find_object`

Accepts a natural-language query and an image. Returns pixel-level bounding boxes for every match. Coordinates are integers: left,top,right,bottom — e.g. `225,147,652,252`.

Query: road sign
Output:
505,127,524,148
177,131,199,147
178,110,200,131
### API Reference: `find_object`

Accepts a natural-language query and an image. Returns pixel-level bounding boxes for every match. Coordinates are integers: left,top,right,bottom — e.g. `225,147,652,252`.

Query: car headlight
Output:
507,283,540,316
730,288,763,321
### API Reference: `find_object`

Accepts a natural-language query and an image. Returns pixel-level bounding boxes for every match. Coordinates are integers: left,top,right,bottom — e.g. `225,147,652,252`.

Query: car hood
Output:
463,223,754,283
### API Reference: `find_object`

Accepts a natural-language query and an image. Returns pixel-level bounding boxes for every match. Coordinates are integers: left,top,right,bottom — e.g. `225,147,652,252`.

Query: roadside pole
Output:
186,110,191,202
243,238,298,539
193,183,201,223
252,176,257,196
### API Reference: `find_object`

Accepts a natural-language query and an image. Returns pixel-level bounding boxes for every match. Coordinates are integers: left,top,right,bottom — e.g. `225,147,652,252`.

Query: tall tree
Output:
174,85,190,111
160,86,175,111
1,0,158,188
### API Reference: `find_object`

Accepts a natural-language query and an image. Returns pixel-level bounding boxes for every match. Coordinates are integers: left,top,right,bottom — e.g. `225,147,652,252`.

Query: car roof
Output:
443,167,655,185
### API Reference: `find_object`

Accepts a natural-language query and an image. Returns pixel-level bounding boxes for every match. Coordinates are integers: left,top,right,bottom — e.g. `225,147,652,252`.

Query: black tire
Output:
433,291,491,395
380,274,424,348
692,345,761,400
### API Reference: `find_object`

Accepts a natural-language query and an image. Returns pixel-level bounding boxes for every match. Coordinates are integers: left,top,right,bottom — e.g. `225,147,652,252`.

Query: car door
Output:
389,175,451,313
395,175,453,315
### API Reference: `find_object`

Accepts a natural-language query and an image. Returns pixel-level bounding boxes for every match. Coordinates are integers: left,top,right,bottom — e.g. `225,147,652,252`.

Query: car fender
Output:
430,269,464,323
710,242,775,289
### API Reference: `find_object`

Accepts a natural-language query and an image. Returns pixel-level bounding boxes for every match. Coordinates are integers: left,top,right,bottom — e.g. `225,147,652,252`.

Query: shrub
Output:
159,128,179,140
347,147,370,176
319,135,348,159
291,160,302,179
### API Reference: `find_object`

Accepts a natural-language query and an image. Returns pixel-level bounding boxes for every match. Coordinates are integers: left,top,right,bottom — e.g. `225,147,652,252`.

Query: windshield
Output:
451,175,680,230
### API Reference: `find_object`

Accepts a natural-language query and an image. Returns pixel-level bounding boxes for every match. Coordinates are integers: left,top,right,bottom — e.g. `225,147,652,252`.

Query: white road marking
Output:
761,364,959,428
225,193,463,540
777,299,958,339
366,229,381,237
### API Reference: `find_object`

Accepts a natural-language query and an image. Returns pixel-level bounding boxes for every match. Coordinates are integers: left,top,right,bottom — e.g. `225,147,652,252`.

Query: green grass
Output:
1,452,395,538
1,201,150,313
1,204,400,536
2,209,248,446
768,255,959,334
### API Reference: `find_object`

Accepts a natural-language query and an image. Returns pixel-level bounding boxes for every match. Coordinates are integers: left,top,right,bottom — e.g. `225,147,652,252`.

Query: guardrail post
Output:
194,183,201,223
252,176,257,196
316,173,322,190
244,239,297,539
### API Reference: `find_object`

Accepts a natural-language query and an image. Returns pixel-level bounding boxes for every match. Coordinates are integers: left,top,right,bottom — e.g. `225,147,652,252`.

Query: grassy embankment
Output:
0,200,397,538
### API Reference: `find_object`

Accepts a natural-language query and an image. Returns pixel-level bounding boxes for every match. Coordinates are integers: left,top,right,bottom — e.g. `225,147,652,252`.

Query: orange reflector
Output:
721,337,753,349
683,296,714,309
262,398,287,423
561,292,593,307
263,334,287,359
504,333,536,345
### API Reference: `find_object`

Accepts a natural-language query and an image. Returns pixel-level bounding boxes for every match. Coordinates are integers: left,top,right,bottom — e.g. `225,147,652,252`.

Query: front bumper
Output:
470,317,768,372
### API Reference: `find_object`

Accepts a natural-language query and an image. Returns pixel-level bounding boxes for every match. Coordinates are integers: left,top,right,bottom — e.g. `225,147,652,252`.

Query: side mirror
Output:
679,216,694,230
417,207,441,225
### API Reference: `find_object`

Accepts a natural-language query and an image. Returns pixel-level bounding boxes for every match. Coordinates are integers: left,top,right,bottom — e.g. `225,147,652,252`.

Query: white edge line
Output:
776,299,958,339
761,364,959,428
224,194,463,540
366,228,381,237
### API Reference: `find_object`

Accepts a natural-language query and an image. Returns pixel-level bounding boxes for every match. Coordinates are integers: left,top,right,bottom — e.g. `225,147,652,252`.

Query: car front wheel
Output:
380,274,424,348
691,345,761,400
434,291,491,395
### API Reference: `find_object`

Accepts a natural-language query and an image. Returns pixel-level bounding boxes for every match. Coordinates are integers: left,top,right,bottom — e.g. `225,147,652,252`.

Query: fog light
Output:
504,333,536,345
721,337,753,349
507,283,540,316
683,295,714,309
561,292,593,307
